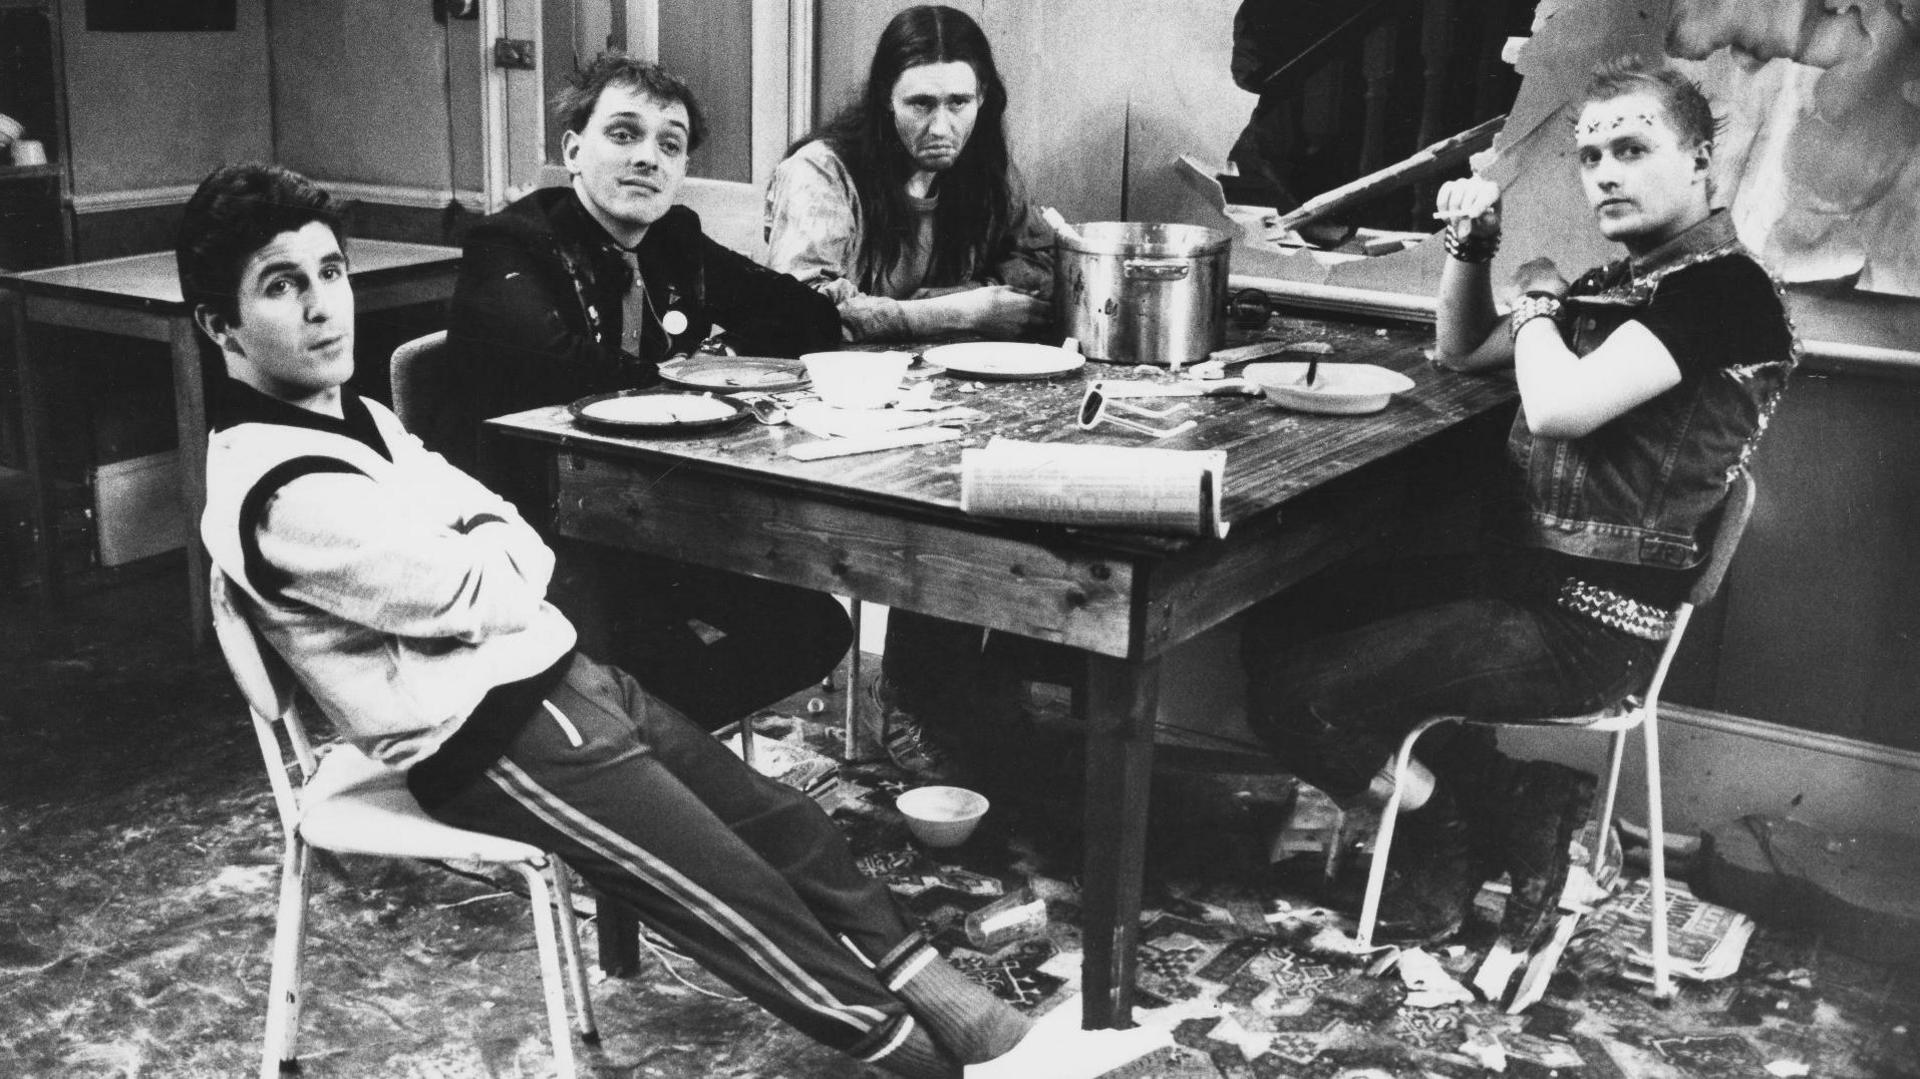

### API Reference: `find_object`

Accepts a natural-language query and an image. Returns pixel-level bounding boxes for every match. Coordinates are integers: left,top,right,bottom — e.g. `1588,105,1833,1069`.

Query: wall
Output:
810,0,1244,226
660,0,754,183
60,1,272,200
268,0,473,197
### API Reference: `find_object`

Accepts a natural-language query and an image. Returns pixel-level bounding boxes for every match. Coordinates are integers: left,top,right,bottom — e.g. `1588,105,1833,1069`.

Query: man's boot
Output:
1487,760,1597,949
1368,785,1488,945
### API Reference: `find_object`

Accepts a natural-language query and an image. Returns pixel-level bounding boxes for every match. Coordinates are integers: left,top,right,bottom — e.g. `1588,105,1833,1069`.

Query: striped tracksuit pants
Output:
421,652,923,1067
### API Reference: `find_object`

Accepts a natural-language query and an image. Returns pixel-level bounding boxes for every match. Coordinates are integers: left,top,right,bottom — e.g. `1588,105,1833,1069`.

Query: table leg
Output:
593,885,642,977
1079,654,1160,1030
168,319,210,651
10,298,57,605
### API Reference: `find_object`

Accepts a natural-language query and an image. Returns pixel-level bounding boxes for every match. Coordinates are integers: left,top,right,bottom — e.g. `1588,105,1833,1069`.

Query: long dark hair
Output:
796,5,1015,292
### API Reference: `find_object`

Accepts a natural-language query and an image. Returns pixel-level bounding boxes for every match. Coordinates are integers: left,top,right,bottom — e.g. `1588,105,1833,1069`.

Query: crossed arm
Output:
255,444,556,644
1431,178,1683,439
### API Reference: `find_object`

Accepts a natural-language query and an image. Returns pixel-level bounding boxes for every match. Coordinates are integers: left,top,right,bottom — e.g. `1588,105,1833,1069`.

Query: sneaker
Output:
865,677,965,781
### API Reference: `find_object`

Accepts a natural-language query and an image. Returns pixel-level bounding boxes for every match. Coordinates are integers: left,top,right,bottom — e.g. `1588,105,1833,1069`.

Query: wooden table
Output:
2,240,461,646
488,315,1516,1029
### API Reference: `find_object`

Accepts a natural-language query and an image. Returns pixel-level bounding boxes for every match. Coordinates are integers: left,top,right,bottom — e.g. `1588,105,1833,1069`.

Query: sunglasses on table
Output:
1076,382,1198,438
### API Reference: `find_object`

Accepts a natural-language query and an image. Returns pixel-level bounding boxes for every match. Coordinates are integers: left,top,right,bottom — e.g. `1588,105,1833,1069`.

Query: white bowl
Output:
895,785,990,847
802,351,911,410
1244,361,1414,415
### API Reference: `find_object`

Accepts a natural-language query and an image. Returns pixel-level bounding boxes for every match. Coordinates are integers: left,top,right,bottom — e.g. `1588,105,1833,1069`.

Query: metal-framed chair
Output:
209,567,597,1078
1356,470,1758,1000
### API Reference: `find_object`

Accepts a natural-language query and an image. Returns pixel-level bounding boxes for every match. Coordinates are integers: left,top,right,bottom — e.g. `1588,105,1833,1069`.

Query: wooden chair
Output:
209,567,597,1078
1356,470,1758,1001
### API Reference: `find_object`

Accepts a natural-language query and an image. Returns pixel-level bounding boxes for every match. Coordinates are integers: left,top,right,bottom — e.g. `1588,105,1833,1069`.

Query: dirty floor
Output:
2,563,1918,1078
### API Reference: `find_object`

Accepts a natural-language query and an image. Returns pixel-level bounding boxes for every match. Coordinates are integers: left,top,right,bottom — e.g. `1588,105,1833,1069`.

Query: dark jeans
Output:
554,542,853,730
1240,550,1661,800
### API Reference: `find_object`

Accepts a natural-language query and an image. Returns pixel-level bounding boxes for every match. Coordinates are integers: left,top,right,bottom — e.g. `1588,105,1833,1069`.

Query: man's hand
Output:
1434,176,1502,240
1513,257,1570,299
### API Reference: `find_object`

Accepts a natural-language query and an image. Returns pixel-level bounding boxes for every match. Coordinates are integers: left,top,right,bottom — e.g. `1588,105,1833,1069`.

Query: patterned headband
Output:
1576,112,1660,136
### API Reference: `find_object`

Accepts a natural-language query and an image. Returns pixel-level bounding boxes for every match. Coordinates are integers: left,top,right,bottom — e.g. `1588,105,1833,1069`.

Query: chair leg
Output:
1642,711,1675,999
1592,729,1629,877
549,860,598,1041
517,863,579,1077
261,837,311,1079
1356,716,1456,947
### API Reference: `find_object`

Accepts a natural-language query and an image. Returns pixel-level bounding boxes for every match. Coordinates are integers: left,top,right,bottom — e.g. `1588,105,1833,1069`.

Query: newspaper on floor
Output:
1585,875,1754,983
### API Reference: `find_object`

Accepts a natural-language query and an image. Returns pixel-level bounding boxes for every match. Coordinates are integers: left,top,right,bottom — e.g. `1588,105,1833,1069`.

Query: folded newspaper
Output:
959,437,1229,537
1584,876,1754,983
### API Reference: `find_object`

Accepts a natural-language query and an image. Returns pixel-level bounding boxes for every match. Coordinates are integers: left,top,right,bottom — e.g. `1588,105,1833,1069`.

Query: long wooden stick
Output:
1275,114,1506,235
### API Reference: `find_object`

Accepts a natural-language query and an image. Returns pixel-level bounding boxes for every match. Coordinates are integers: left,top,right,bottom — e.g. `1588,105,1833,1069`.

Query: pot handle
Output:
1123,257,1190,281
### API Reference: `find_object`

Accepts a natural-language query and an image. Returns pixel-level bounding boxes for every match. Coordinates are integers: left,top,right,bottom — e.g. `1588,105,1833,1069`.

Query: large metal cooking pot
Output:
1055,221,1231,367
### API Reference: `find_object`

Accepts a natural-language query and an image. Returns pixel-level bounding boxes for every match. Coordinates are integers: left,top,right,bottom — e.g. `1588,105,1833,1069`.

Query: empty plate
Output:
658,355,810,393
567,391,747,433
921,342,1086,380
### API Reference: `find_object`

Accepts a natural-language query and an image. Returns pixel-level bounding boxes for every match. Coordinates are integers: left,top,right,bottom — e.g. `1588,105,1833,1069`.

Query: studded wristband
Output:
1508,292,1565,344
1443,228,1500,263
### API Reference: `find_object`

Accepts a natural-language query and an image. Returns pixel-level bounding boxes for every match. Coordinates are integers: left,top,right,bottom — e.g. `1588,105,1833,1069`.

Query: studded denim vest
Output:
1502,211,1797,570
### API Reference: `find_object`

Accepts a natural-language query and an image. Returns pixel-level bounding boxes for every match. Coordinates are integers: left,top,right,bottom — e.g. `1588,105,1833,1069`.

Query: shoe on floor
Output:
963,998,1172,1079
1366,790,1490,946
865,677,966,782
1495,761,1597,948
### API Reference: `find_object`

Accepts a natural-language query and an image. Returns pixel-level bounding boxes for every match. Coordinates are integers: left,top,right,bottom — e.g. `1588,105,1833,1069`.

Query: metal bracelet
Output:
1556,577,1676,641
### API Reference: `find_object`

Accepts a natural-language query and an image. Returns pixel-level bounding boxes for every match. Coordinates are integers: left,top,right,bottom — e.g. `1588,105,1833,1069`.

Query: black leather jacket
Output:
439,187,839,470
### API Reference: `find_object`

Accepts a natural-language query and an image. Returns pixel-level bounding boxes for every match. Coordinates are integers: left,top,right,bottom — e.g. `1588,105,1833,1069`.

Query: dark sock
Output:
881,938,1033,1064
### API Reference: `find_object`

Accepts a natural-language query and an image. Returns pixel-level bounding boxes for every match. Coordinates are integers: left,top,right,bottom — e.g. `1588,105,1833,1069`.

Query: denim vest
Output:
1502,211,1797,570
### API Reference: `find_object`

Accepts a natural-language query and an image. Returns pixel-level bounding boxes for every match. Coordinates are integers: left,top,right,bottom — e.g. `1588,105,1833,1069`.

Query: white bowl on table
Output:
1244,361,1414,415
802,351,911,410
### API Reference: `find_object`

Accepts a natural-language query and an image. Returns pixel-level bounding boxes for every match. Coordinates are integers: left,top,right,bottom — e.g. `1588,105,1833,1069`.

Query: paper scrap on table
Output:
959,437,1229,537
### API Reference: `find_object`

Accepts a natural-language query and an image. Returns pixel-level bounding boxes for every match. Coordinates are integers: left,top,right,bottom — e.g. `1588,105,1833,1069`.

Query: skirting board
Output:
1500,704,1920,840
1140,618,1920,842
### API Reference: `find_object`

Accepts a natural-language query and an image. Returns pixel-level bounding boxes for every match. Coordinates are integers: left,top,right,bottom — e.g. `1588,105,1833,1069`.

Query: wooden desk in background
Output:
488,315,1517,1030
2,240,461,647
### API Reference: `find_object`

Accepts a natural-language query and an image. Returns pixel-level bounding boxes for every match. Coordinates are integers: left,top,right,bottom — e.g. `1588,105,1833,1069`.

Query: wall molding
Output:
321,181,486,213
71,185,199,214
73,182,485,215
1664,702,1920,773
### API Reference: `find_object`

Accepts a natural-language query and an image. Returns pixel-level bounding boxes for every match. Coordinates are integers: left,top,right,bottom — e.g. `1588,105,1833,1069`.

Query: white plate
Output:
922,342,1086,380
1244,362,1415,415
568,391,746,432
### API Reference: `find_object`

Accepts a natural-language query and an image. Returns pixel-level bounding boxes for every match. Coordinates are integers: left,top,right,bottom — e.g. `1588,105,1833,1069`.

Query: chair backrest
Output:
1686,469,1756,608
389,330,450,434
210,566,319,827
